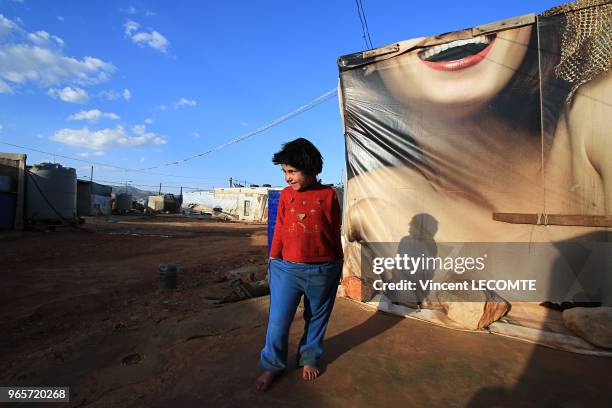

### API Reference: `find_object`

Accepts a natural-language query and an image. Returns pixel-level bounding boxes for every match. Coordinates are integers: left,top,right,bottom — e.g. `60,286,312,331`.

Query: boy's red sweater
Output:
269,184,343,263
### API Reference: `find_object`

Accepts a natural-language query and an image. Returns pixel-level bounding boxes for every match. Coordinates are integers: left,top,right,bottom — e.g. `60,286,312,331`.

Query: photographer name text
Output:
372,279,537,291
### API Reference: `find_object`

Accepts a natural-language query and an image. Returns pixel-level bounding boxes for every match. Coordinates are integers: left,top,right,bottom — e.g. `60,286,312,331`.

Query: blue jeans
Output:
260,258,343,373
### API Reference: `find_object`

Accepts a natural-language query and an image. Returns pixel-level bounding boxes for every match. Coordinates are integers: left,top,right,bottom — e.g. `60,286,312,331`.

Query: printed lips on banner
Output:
417,35,495,71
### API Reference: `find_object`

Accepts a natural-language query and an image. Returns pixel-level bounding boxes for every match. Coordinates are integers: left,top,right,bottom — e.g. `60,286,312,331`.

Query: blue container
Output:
267,190,281,255
0,192,16,229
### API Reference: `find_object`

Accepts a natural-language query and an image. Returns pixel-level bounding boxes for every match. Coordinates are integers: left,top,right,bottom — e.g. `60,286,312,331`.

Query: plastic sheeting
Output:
338,0,611,353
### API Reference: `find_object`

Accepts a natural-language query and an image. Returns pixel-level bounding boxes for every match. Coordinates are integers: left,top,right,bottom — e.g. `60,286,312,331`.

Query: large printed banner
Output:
338,0,611,350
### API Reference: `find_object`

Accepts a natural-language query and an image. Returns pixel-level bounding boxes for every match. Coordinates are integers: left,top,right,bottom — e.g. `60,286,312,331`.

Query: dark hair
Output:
272,138,323,176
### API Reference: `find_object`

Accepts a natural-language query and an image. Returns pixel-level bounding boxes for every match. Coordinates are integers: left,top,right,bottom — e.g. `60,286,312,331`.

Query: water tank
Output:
26,163,77,221
116,193,133,211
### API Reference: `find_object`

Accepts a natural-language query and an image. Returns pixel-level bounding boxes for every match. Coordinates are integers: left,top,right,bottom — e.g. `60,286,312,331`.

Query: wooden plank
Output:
472,13,535,36
493,213,612,227
362,43,400,59
15,154,25,231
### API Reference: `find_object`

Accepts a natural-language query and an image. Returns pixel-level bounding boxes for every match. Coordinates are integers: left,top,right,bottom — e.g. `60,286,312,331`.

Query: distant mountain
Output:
110,185,157,201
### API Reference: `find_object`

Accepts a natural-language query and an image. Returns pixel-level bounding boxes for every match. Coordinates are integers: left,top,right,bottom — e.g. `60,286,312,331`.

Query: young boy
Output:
256,138,343,391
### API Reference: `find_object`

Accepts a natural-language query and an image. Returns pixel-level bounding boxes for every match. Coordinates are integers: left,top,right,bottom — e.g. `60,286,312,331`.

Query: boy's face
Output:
281,163,314,191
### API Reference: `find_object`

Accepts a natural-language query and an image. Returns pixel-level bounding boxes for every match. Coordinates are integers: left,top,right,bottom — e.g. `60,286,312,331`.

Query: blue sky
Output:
0,0,562,193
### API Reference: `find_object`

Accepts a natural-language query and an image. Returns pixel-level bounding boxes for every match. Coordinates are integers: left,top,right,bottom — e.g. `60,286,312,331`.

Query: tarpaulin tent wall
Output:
337,0,611,355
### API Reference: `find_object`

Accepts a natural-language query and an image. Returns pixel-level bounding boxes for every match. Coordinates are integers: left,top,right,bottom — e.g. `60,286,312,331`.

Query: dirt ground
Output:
1,216,611,407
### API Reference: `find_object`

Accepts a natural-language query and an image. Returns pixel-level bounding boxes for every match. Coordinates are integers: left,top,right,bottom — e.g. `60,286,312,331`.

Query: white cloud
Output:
0,14,21,39
48,86,89,104
78,151,104,157
241,122,248,127
192,131,200,139
50,125,167,151
27,30,64,47
132,124,145,134
121,7,156,17
144,118,153,124
0,15,115,91
69,110,100,121
68,109,120,122
124,19,169,54
96,89,121,101
124,19,139,36
57,16,64,22
132,30,169,53
139,156,145,162
158,104,167,111
96,88,131,102
0,45,113,86
173,97,196,109
0,79,13,94
121,6,138,15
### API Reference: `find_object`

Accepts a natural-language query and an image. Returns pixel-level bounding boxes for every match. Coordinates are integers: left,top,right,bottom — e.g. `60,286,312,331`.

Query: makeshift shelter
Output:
182,187,272,222
337,0,611,354
77,180,112,216
0,152,26,230
147,194,181,213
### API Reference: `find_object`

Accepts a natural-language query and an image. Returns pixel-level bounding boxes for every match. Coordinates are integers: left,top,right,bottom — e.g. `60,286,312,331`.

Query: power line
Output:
1,87,338,178
89,178,217,190
137,88,338,171
355,0,373,49
85,182,218,192
355,0,368,48
87,175,238,190
0,141,226,181
359,0,374,49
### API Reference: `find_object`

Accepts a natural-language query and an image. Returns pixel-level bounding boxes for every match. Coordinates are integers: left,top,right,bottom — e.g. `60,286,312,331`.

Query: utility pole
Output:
159,182,162,195
90,166,93,182
229,177,233,188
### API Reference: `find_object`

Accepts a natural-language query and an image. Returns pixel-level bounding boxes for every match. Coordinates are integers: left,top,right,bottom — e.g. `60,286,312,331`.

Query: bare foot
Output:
255,370,275,392
302,364,320,381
